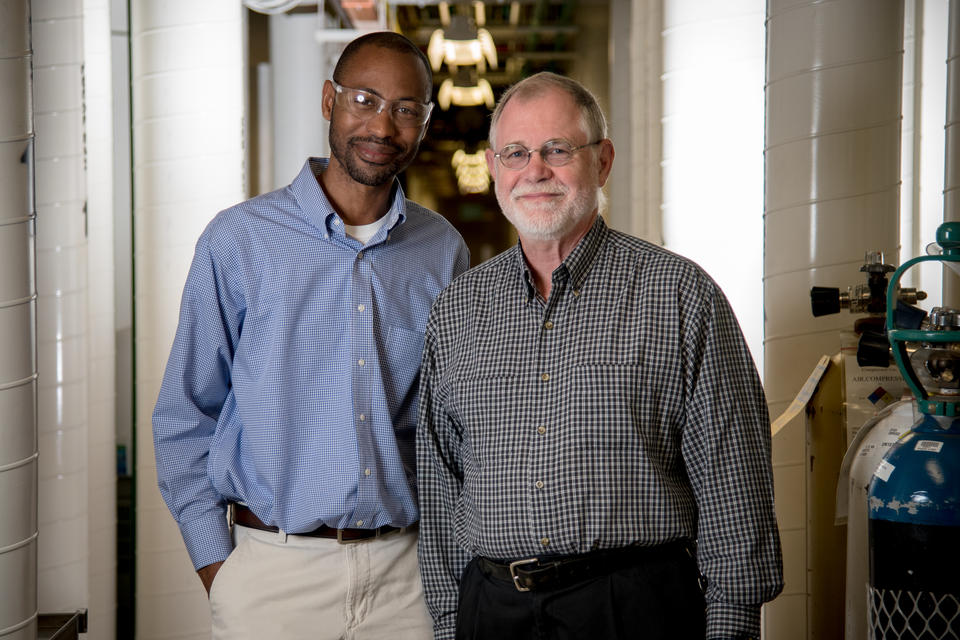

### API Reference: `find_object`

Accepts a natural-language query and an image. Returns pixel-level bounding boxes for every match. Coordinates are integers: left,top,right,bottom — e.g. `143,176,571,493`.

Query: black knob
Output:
857,329,891,368
811,286,841,317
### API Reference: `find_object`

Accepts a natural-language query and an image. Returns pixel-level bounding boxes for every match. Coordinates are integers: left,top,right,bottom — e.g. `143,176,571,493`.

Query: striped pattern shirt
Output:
417,216,782,639
153,158,469,571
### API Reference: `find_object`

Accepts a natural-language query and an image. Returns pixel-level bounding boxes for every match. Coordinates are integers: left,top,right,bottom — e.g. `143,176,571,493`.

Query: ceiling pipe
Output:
0,0,38,638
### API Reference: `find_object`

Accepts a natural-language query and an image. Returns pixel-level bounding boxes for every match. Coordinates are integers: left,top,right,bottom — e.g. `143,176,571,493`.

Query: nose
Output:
365,105,398,138
522,149,554,180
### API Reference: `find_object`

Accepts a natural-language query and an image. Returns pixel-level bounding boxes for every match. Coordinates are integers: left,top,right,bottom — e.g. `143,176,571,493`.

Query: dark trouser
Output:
455,541,706,640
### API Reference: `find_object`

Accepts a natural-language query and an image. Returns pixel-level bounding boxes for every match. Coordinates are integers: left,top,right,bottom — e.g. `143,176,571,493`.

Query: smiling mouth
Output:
351,139,402,164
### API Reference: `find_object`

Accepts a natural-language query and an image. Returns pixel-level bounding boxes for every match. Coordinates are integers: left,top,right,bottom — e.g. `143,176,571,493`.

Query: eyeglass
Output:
494,139,602,170
332,82,433,128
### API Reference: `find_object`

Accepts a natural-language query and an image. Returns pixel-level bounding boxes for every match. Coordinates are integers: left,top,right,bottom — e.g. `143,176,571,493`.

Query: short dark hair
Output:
333,31,433,99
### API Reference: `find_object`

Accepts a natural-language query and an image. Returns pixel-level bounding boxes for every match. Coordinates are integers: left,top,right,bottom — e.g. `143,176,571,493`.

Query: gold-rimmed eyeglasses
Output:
332,81,433,128
494,139,602,170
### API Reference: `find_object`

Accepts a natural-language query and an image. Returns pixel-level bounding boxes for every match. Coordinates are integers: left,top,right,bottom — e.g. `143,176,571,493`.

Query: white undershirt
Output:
343,215,390,245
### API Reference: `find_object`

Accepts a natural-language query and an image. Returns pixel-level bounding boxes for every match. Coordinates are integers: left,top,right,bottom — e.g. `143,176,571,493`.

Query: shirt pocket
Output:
381,324,425,412
565,364,643,451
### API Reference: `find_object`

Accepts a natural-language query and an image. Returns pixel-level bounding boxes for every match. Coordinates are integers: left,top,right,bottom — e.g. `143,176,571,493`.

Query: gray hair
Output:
488,72,608,148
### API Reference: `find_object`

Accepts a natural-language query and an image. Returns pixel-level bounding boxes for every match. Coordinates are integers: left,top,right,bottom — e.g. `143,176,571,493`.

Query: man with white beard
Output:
415,72,783,640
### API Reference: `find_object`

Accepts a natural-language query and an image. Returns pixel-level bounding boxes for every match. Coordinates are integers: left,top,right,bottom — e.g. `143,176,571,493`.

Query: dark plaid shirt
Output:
416,216,783,640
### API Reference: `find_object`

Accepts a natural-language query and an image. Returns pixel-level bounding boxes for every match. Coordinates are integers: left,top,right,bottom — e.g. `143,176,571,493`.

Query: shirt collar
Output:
513,215,609,301
291,158,407,241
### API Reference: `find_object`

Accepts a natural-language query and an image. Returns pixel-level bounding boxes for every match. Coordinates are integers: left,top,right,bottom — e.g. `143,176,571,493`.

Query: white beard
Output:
498,181,598,241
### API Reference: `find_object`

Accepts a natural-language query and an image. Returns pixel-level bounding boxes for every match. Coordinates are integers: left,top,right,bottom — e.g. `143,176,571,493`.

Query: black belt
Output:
478,539,695,592
230,502,406,543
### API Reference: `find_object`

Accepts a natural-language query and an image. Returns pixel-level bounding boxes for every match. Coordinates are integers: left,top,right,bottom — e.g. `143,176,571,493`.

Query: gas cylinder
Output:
838,398,916,640
867,223,960,638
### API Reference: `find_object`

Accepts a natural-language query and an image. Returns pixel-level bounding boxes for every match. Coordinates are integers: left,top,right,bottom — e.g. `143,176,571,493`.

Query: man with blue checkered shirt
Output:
152,32,469,639
416,72,783,640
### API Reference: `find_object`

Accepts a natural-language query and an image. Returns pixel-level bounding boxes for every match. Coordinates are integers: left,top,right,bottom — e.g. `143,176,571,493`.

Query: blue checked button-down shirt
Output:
417,216,782,640
153,158,469,571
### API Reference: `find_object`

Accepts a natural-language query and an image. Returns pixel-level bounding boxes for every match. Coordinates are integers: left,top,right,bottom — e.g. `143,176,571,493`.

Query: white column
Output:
83,0,116,636
607,0,662,243
763,0,904,636
270,10,329,189
0,0,38,638
661,0,767,371
33,0,90,617
131,1,245,637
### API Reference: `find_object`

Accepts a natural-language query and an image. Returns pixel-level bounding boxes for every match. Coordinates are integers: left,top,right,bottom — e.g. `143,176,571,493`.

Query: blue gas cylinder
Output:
867,413,960,638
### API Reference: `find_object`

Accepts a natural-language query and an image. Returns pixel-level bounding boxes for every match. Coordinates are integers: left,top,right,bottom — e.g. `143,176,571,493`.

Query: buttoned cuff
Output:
179,509,233,571
706,601,761,640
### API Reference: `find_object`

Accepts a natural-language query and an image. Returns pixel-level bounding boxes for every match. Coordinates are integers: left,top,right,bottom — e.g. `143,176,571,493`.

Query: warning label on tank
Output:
874,459,895,482
914,440,944,453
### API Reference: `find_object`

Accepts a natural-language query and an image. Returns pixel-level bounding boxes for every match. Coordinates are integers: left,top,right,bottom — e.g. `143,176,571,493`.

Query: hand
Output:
197,560,225,596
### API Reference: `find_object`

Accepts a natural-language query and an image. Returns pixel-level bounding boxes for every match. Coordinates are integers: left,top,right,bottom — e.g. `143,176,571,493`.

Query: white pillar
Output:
943,0,960,304
763,0,904,636
131,1,245,637
661,0,767,371
83,0,116,636
0,0,38,637
607,0,662,243
33,0,90,618
270,10,329,189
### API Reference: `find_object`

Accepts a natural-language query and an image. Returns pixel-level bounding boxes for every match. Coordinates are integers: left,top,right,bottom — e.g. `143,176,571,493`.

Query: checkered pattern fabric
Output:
153,158,469,572
416,216,782,640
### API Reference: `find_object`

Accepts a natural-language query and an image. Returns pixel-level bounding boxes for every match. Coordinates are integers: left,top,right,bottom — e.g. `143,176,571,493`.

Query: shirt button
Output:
540,537,550,547
358,359,365,367
540,373,550,382
356,520,364,527
357,251,364,260
334,219,341,225
537,425,546,435
572,289,580,297
535,480,544,489
359,414,366,421
544,320,554,330
357,304,365,312
364,468,371,476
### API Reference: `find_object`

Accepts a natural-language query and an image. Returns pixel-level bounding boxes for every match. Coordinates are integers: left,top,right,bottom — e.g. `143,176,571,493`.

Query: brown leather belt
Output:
229,502,406,543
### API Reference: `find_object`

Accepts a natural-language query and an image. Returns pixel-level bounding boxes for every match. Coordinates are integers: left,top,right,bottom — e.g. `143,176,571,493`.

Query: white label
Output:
874,459,895,482
915,440,944,453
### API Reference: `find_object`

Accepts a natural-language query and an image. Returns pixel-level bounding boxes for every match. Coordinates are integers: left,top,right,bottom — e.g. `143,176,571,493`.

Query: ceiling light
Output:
427,14,497,73
437,67,495,110
451,148,490,194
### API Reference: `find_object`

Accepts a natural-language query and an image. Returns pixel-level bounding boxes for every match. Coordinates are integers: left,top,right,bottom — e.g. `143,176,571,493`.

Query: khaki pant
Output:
210,524,433,639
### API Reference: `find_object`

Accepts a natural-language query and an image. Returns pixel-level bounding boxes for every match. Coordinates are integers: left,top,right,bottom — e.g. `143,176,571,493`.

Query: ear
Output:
485,147,497,178
321,80,336,122
596,139,615,187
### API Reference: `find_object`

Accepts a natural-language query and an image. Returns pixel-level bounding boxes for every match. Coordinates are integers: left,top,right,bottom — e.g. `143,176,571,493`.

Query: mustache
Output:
511,182,567,197
348,136,404,153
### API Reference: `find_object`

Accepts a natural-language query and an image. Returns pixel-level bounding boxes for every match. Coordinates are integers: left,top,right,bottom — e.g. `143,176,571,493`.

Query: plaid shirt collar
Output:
514,214,610,303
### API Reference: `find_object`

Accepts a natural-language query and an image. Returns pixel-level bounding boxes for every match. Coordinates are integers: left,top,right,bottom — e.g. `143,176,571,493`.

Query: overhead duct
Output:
131,2,245,637
0,0,38,638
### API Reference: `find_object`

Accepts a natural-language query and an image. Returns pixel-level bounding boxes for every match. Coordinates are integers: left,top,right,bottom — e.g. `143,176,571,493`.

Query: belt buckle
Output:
336,528,368,544
508,558,539,592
